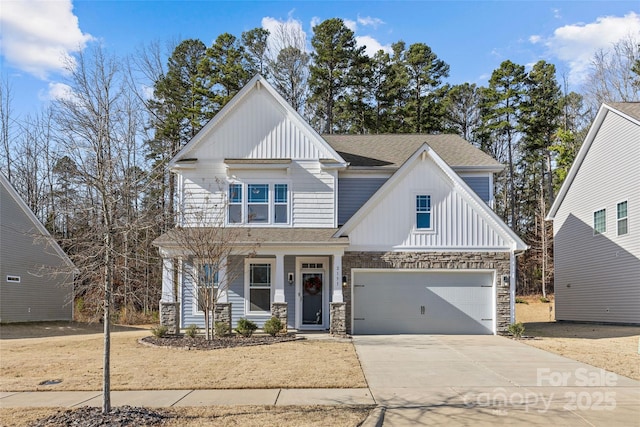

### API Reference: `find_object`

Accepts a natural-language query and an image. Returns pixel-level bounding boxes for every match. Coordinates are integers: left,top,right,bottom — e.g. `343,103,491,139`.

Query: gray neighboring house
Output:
0,173,76,322
547,103,640,324
154,75,527,336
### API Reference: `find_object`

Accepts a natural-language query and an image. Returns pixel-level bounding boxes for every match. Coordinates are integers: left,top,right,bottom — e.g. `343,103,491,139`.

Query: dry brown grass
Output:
515,296,640,381
0,325,366,392
0,405,373,427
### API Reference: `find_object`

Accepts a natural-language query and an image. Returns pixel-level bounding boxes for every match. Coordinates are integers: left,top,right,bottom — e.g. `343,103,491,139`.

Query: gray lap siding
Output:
342,251,512,334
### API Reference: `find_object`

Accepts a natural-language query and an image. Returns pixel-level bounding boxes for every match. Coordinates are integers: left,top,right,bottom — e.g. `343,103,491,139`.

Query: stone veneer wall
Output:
214,303,232,335
330,302,347,336
159,302,180,335
271,302,288,334
342,251,512,334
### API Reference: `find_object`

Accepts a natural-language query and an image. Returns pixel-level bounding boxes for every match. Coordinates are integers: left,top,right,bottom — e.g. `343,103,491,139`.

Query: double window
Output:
617,201,628,236
228,183,289,225
196,262,218,313
247,261,273,314
416,195,432,230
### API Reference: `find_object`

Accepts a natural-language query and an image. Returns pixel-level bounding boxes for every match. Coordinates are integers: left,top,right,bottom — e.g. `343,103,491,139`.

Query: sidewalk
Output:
0,388,375,408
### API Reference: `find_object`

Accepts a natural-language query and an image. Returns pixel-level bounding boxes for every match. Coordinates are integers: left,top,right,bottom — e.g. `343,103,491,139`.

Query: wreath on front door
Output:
304,276,322,295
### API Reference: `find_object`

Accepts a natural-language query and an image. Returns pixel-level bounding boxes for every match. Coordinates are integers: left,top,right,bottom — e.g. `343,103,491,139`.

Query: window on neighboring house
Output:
617,201,628,235
248,262,272,313
197,263,218,313
274,184,288,223
227,183,289,225
416,195,432,230
228,184,242,223
593,208,606,234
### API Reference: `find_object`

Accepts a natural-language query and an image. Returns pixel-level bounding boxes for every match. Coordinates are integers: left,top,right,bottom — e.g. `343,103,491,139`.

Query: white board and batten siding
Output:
345,155,510,251
552,109,640,324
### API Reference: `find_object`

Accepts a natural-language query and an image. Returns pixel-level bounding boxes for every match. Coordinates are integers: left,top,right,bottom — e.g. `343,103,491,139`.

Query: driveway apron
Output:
353,335,640,426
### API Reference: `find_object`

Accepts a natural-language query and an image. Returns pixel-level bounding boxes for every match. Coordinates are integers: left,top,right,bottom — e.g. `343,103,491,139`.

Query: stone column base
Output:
159,302,180,335
330,302,347,336
214,303,232,336
271,302,288,334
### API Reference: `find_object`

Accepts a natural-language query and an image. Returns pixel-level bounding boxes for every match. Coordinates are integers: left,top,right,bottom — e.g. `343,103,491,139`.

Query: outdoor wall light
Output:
288,272,294,284
342,275,348,287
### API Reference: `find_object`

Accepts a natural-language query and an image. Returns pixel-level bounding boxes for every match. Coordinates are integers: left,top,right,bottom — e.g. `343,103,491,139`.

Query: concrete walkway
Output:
0,388,375,408
353,335,640,426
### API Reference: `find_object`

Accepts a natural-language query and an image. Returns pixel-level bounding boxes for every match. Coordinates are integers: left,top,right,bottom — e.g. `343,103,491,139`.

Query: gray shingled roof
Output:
609,102,640,121
153,227,348,248
322,134,502,169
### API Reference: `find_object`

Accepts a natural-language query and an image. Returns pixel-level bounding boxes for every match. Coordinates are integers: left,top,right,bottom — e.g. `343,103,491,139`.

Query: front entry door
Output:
297,258,328,330
302,272,324,326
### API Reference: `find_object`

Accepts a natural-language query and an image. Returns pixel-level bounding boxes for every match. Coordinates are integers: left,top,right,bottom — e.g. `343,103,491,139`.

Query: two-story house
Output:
154,75,527,335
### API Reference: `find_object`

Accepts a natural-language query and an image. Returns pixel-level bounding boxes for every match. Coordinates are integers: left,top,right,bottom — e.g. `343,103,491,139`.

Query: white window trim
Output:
244,258,275,315
616,200,628,236
193,260,220,315
226,181,291,226
413,192,435,233
593,207,607,236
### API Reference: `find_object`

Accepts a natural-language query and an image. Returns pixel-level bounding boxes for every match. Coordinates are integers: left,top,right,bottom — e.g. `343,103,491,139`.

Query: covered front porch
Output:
155,228,349,334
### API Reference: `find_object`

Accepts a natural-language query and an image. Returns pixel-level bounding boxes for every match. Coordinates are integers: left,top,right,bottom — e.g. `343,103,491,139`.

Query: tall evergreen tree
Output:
405,42,450,133
334,50,374,133
308,18,360,133
478,60,526,230
242,27,270,75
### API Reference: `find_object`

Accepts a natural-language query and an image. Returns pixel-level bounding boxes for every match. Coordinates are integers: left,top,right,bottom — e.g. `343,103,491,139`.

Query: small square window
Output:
593,209,606,234
617,201,628,236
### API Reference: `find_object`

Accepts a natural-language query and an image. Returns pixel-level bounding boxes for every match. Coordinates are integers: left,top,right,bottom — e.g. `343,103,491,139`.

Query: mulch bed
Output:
30,406,170,427
140,334,301,350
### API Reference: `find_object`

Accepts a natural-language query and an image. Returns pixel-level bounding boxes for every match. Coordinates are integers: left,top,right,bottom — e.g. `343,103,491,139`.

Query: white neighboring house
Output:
0,173,77,322
154,75,528,335
547,103,640,324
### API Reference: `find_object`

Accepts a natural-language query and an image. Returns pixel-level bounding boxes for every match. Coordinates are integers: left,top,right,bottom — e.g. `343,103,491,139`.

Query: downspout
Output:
510,249,527,324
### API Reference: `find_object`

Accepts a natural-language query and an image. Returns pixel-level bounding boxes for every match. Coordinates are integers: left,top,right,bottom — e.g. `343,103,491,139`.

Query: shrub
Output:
515,297,529,305
214,321,230,337
235,318,258,337
539,296,550,303
185,324,199,338
151,325,168,338
508,322,525,339
263,316,283,337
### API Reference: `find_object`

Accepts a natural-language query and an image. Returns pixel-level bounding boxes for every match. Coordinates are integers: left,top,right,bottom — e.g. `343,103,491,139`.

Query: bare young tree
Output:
53,44,143,414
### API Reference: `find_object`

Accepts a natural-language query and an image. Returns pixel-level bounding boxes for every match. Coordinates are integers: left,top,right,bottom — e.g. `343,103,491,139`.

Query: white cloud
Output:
355,35,392,57
0,0,93,79
357,15,385,29
262,15,308,53
344,19,357,32
529,35,542,44
552,8,562,19
40,82,75,102
535,12,640,84
310,16,322,29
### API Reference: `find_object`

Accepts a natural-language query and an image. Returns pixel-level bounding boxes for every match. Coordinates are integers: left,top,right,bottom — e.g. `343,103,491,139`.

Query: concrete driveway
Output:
353,335,640,426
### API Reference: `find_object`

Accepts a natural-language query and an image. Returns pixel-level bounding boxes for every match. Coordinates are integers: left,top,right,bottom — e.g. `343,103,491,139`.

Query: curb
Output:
360,405,385,427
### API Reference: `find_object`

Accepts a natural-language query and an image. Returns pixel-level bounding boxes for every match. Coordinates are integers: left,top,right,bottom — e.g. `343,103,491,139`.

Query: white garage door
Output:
352,270,495,334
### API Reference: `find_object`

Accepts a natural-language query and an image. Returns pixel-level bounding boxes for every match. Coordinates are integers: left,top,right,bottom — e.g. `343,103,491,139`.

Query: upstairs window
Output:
227,183,289,225
274,184,288,223
416,195,432,230
248,184,269,223
593,208,606,235
228,184,242,224
617,201,628,236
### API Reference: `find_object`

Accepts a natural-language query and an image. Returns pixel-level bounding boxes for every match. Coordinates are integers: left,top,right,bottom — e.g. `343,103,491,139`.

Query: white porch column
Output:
274,253,285,303
161,256,174,302
332,253,344,303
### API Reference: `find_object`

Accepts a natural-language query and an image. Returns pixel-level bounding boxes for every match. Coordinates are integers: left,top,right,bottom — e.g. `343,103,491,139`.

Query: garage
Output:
352,270,495,335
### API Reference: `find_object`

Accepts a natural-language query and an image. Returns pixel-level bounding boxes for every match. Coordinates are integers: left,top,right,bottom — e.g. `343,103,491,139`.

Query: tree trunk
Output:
102,231,112,414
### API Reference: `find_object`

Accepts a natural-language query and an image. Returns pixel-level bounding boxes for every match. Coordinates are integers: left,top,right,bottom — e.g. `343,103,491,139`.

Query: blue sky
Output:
1,1,639,118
